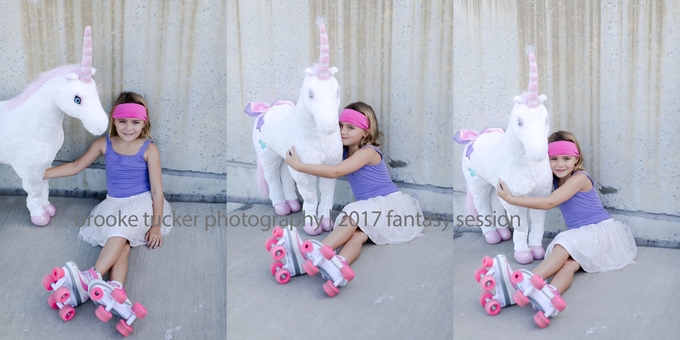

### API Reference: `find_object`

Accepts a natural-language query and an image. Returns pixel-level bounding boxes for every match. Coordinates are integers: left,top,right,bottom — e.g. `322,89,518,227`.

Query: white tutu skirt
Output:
78,191,173,247
333,191,425,245
545,218,637,273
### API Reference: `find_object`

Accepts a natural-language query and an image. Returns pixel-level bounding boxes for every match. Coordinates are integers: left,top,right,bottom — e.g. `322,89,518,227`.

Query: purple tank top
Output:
105,135,152,198
554,171,611,229
345,145,399,201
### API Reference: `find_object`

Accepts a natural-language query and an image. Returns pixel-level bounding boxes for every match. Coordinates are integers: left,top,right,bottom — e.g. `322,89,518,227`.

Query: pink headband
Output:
113,103,148,121
339,109,369,130
548,141,579,157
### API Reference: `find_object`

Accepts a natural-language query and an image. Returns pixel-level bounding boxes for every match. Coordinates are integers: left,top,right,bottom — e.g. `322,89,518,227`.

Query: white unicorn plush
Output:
454,46,552,264
245,18,342,236
0,26,108,226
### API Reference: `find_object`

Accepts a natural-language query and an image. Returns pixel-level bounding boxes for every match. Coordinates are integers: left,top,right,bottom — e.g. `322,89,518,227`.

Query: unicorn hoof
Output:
484,231,502,244
303,222,322,236
497,227,511,241
44,204,57,217
285,200,301,213
530,246,545,260
514,251,533,264
320,218,334,232
274,203,291,216
31,212,51,226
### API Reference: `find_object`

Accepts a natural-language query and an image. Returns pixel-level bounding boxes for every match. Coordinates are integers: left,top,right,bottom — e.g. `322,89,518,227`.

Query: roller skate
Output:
301,239,355,297
42,262,101,321
474,254,518,316
264,225,308,284
88,279,147,337
510,269,566,328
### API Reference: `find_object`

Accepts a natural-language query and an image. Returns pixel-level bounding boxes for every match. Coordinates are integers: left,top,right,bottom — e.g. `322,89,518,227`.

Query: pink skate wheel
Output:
270,261,284,276
479,275,496,292
530,274,545,290
479,292,493,307
112,288,127,304
510,270,524,285
474,267,488,283
48,294,58,309
95,305,112,323
552,294,566,312
300,240,314,254
275,268,291,284
90,286,105,301
513,290,529,307
132,302,147,319
116,319,134,337
43,274,56,290
44,204,57,217
51,267,65,281
340,265,355,281
54,286,70,304
534,311,550,328
485,299,501,316
320,245,335,260
303,260,318,276
481,256,494,268
270,244,285,261
264,237,278,252
59,305,75,321
323,280,339,297
272,226,284,238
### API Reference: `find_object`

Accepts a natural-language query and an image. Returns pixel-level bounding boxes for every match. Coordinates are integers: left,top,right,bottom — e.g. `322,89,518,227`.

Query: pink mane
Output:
5,64,82,112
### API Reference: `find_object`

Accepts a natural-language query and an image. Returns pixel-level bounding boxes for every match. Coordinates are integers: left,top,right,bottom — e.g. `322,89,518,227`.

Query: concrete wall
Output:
0,0,226,202
226,0,453,216
453,1,680,244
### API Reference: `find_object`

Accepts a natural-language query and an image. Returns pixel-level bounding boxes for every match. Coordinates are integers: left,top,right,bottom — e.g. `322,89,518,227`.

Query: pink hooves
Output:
285,200,301,213
484,231,501,244
514,250,533,264
497,227,511,241
530,246,545,260
274,203,291,216
303,222,322,236
320,217,334,232
31,212,50,226
44,204,56,217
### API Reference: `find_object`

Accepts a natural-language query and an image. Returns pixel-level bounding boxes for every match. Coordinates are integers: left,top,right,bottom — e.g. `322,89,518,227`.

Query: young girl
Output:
283,101,424,295
493,130,637,323
41,92,172,334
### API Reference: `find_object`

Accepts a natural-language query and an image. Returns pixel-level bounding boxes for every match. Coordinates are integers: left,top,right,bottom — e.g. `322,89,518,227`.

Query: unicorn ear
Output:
65,72,79,80
538,94,547,102
91,67,97,76
329,66,338,76
305,67,314,76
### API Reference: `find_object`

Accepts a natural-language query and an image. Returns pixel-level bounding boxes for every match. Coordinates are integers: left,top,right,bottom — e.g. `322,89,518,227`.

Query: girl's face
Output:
114,118,146,141
550,155,579,179
339,121,368,147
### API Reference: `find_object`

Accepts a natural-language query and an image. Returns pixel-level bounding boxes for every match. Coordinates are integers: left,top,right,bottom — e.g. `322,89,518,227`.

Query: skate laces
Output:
108,280,126,294
80,268,101,290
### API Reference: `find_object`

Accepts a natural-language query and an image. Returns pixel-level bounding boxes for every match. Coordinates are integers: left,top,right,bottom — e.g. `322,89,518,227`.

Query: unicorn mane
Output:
5,64,82,113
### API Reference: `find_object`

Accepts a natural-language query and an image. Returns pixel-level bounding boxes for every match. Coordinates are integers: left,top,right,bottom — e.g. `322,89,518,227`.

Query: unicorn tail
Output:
466,187,479,217
256,159,269,198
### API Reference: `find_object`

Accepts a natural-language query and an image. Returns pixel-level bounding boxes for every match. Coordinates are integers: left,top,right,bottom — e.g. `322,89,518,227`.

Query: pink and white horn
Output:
80,26,93,83
525,45,539,108
316,17,330,80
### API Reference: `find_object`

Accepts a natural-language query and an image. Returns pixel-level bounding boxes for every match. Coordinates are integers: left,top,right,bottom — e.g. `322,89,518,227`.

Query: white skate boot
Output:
510,269,566,328
474,254,518,315
264,225,308,284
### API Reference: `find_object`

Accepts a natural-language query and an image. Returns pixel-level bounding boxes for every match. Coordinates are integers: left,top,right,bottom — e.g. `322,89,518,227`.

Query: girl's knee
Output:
122,242,131,256
564,259,580,272
349,230,368,244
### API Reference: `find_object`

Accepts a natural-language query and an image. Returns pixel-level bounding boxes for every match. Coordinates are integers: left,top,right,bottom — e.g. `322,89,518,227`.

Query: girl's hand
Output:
496,180,513,200
285,146,300,169
145,227,163,249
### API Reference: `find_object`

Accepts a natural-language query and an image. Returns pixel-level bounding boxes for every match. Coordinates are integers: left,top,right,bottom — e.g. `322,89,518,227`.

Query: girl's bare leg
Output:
322,215,358,249
109,242,131,285
532,244,570,280
549,259,580,294
94,236,128,276
337,230,369,265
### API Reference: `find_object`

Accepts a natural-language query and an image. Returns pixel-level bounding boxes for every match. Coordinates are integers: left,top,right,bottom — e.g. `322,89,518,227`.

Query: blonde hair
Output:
343,101,383,147
548,130,585,178
108,91,152,139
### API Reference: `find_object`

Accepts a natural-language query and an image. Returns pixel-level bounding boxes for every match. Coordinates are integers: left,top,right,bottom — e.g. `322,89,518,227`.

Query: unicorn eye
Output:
74,96,82,105
309,91,314,99
518,118,523,127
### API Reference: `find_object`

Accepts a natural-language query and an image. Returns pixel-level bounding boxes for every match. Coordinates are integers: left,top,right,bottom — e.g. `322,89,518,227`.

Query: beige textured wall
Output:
454,0,680,243
0,0,226,201
227,0,453,215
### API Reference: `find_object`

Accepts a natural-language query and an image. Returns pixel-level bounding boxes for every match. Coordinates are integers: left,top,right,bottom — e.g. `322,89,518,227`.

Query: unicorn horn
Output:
80,26,93,83
316,17,330,80
525,45,539,108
